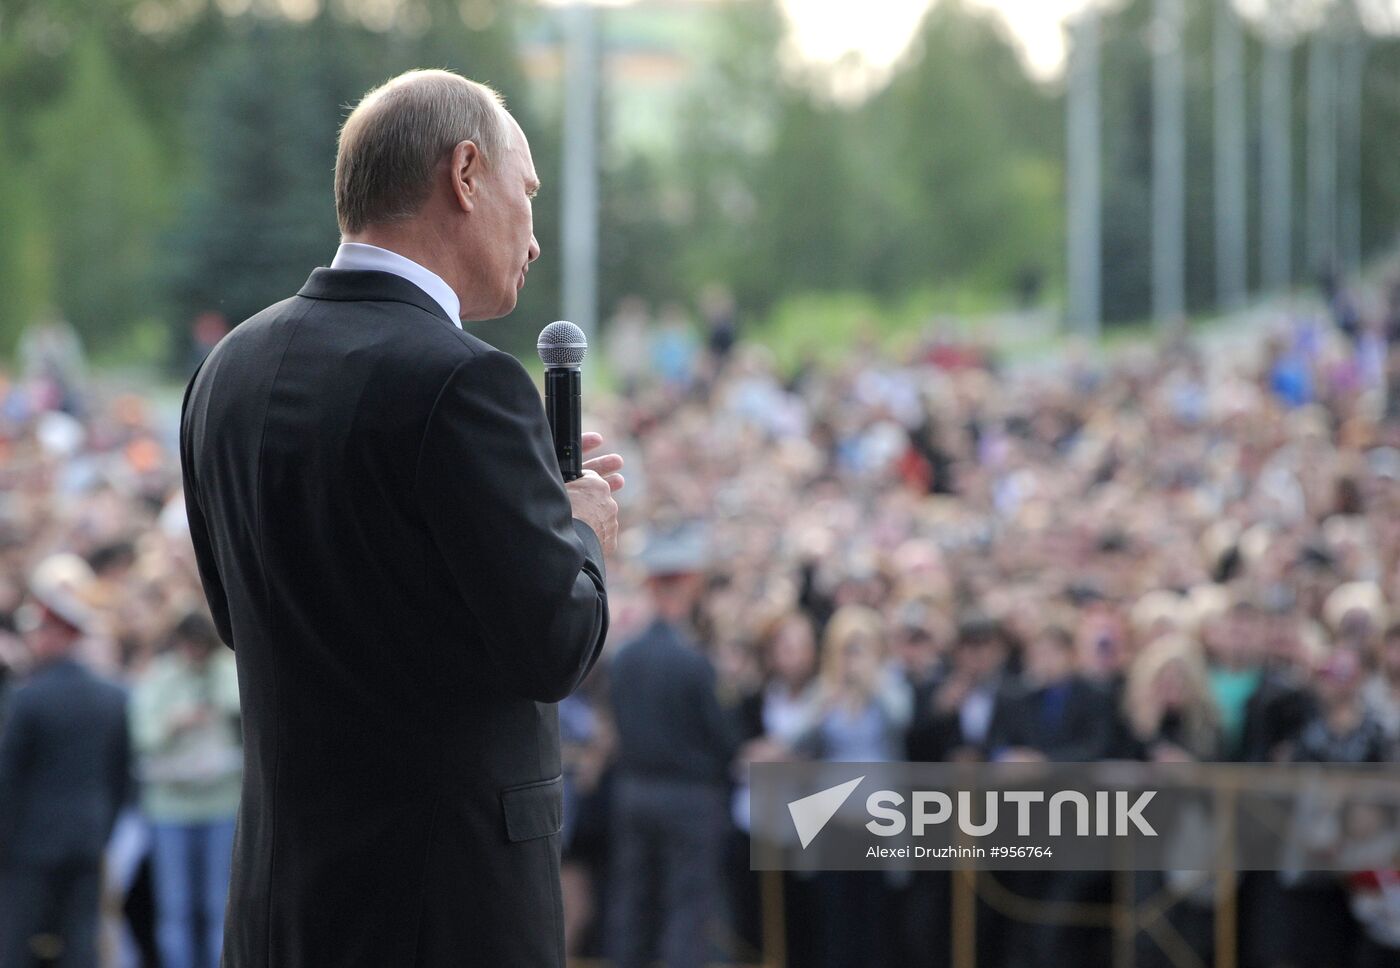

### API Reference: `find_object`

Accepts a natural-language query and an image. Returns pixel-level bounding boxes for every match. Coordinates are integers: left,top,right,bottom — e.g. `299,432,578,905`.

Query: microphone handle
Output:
543,366,583,482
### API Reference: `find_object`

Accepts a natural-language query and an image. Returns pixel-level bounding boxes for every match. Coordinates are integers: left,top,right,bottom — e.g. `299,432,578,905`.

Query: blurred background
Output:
5,0,1400,967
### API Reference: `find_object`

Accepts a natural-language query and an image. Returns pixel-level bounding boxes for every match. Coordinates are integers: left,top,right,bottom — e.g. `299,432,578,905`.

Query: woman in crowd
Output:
792,605,911,968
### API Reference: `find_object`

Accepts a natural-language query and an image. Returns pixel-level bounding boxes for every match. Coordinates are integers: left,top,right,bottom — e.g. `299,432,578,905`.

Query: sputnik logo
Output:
788,776,864,849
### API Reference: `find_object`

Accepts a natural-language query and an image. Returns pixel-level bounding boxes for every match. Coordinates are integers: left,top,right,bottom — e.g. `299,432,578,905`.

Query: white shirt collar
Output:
330,242,461,328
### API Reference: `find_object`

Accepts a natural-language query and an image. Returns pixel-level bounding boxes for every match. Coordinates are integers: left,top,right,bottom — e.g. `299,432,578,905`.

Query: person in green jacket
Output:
130,611,240,968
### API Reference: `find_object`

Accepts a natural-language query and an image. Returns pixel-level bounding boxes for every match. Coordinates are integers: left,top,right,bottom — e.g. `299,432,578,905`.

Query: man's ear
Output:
450,140,480,214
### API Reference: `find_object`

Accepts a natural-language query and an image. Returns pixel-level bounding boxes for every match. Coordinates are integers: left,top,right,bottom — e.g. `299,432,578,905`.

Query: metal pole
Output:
1337,30,1366,275
1066,7,1102,340
759,869,786,968
1259,28,1293,293
1305,24,1337,280
1153,0,1187,329
1214,786,1239,968
561,3,600,340
952,867,977,968
1214,0,1248,310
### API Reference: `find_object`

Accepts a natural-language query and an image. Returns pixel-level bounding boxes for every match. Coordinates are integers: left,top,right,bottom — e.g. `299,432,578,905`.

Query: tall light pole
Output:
1337,28,1366,275
1066,6,1102,340
1305,21,1338,280
1214,0,1248,310
1259,17,1293,294
1152,0,1187,329
561,3,600,341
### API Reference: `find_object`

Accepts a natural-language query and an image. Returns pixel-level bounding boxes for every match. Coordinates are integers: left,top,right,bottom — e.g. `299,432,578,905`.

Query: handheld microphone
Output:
536,321,587,482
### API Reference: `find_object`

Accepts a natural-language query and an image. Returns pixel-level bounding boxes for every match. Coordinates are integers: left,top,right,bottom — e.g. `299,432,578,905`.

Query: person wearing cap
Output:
0,553,131,968
605,522,739,968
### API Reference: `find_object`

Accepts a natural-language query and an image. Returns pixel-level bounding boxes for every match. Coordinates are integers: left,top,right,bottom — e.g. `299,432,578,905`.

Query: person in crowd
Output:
1344,853,1400,968
724,609,824,962
792,605,911,968
1204,599,1268,760
987,622,1118,762
130,611,241,968
1360,620,1400,751
795,604,911,763
1123,632,1222,762
606,522,738,968
1122,634,1223,967
734,609,823,758
891,598,947,728
17,315,88,417
986,621,1119,968
1296,646,1389,765
1241,601,1319,763
0,554,130,968
558,670,613,958
906,615,1011,763
1270,647,1391,968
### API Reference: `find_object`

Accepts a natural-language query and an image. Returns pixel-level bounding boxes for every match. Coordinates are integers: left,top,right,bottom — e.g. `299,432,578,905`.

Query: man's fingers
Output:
581,431,604,454
582,453,623,476
603,473,624,492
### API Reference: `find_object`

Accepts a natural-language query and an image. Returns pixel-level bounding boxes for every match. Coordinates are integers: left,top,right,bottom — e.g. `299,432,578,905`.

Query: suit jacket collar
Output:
297,268,456,326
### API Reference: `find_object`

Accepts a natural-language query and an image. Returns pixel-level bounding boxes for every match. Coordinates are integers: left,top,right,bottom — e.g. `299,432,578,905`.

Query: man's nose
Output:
527,235,540,264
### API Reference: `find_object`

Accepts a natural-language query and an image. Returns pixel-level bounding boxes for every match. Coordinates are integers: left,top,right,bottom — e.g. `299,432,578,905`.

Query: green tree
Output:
28,30,168,350
165,3,536,364
669,0,1062,316
0,124,51,350
860,0,1063,297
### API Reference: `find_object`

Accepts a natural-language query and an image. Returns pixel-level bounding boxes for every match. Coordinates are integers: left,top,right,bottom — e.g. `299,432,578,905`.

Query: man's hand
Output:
566,431,623,554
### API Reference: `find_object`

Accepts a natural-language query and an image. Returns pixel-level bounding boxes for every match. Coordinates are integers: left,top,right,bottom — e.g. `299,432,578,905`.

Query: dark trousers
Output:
607,775,728,968
814,870,895,968
0,861,102,968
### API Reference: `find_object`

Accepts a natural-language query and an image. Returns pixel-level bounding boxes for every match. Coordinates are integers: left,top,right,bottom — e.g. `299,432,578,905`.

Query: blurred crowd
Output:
3,271,1400,967
577,273,1400,968
0,320,240,968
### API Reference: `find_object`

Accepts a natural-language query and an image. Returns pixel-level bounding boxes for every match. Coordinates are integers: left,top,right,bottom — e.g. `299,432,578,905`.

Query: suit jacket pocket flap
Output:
500,774,564,843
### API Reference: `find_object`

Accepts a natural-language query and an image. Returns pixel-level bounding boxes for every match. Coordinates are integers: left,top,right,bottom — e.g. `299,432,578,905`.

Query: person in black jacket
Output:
0,554,130,968
987,623,1118,763
906,615,1012,763
179,69,621,968
985,623,1118,968
1270,647,1387,968
606,523,739,968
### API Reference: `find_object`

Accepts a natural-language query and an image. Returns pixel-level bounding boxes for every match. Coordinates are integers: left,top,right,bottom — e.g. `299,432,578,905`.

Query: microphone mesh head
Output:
537,320,588,368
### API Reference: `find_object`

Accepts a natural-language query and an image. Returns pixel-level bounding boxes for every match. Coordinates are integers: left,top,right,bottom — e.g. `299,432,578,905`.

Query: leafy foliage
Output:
0,0,1397,363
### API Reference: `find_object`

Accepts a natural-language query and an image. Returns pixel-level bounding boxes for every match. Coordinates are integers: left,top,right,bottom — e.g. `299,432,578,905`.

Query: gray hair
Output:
334,69,509,235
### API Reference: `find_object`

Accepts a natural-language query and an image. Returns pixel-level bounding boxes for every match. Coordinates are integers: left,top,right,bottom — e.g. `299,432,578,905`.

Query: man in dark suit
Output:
986,623,1117,763
179,69,622,967
0,553,131,968
985,623,1118,968
605,523,738,968
905,615,1012,763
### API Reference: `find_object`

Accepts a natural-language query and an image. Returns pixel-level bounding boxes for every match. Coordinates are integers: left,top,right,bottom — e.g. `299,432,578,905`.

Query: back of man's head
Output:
334,69,508,236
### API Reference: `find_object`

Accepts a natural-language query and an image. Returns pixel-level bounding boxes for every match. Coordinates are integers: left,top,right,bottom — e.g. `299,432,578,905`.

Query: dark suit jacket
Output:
180,268,610,968
905,673,1010,762
1240,669,1316,762
0,658,130,868
986,676,1118,762
607,618,738,788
